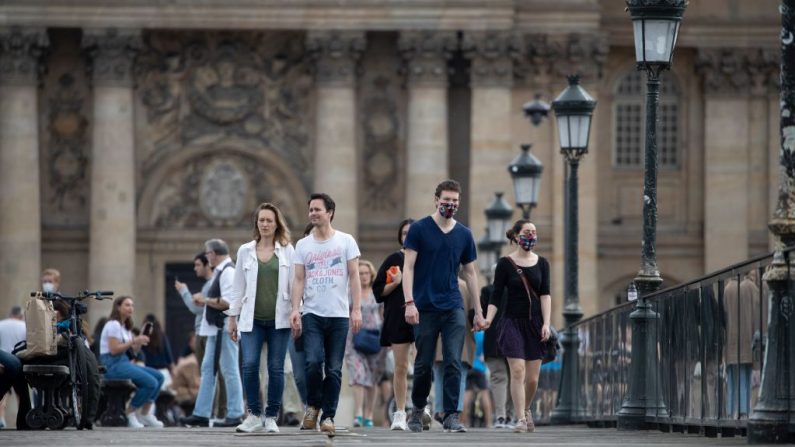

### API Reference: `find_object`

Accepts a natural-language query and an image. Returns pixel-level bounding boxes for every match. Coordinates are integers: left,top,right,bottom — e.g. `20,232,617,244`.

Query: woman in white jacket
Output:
227,202,295,433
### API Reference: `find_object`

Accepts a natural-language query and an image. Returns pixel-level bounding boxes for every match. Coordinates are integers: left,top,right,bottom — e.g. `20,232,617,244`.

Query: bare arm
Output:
290,263,305,334
462,262,484,331
401,249,417,304
348,258,362,333
541,294,551,327
108,335,147,356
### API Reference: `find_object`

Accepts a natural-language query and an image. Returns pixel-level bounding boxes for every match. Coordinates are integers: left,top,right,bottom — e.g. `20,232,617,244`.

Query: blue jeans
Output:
240,320,290,417
433,361,467,412
193,330,244,419
302,313,349,420
411,308,466,414
100,354,164,409
289,337,307,405
726,363,752,416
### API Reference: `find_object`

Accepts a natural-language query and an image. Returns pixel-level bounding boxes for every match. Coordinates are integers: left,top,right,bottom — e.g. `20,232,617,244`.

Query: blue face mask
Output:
518,234,537,251
438,202,458,219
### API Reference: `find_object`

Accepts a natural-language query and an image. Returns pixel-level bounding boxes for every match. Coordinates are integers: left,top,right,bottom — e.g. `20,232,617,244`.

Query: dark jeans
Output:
240,319,290,417
0,350,31,429
301,313,348,420
411,308,466,414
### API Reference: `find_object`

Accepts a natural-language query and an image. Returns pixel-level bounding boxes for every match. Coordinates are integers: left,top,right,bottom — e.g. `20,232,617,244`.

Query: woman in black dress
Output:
372,218,415,431
483,219,551,433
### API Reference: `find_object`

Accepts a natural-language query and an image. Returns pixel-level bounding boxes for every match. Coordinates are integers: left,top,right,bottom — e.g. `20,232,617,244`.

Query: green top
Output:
254,254,279,322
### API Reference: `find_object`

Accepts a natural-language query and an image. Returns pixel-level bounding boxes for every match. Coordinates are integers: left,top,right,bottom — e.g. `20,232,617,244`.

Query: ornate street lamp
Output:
618,0,687,430
507,145,543,219
549,74,596,424
484,192,514,245
523,94,551,126
477,229,498,284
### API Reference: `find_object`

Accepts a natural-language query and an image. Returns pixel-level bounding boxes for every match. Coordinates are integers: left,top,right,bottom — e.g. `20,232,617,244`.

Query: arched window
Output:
613,70,680,169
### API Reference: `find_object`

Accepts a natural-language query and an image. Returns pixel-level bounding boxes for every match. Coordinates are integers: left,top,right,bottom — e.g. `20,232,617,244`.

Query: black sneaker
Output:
442,413,467,433
180,414,210,427
407,407,424,433
213,417,243,427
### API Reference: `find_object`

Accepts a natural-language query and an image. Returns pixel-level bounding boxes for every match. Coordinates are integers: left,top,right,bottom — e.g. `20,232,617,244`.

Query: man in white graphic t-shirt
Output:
290,193,362,435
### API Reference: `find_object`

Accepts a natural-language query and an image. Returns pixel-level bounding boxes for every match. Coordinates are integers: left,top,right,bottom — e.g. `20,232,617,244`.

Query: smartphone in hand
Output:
142,322,154,337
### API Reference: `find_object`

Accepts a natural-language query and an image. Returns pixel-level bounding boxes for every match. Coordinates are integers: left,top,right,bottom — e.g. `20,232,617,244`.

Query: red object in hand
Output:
386,266,400,284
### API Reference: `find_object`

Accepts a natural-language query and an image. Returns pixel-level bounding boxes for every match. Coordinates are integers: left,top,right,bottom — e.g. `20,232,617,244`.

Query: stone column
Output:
463,31,521,244
398,31,456,220
0,28,49,310
82,29,140,322
306,31,365,237
697,49,777,271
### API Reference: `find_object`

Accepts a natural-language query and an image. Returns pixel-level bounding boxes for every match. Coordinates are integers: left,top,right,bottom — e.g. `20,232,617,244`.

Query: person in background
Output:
171,332,200,415
345,259,384,428
0,349,31,430
480,272,513,428
99,296,165,428
141,314,175,389
0,306,25,429
462,329,492,428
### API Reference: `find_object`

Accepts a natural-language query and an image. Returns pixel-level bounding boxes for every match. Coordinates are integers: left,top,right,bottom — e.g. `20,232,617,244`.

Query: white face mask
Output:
42,282,56,293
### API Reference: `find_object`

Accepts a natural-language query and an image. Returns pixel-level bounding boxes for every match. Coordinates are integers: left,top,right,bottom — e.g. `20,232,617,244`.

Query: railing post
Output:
748,3,795,443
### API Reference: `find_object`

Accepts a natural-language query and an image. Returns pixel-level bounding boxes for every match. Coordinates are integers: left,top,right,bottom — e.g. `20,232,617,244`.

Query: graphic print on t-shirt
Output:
304,247,346,300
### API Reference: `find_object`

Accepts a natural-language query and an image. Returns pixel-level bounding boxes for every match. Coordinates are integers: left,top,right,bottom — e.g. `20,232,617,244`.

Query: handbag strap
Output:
505,256,539,319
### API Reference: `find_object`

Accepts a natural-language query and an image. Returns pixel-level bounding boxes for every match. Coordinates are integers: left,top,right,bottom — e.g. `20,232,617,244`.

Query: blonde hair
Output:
359,260,376,287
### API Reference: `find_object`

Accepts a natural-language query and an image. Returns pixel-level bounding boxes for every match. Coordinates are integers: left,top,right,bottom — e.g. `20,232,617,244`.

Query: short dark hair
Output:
434,179,461,198
9,306,22,318
506,219,533,243
397,218,415,246
194,252,209,267
308,193,336,221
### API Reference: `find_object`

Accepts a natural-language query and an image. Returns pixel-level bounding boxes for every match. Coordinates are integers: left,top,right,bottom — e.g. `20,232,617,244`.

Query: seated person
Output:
170,333,200,412
0,349,31,429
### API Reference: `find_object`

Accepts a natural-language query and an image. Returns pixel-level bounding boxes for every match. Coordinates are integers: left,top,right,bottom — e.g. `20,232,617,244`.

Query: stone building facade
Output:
0,1,782,339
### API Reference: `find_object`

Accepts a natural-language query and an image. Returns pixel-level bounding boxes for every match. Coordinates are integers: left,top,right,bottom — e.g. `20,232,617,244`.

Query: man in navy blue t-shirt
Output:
402,179,484,433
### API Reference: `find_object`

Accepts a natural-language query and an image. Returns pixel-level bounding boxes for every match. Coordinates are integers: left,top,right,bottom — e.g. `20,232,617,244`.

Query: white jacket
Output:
228,239,295,331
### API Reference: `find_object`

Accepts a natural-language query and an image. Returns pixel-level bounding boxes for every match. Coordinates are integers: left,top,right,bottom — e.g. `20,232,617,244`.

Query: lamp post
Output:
508,145,544,219
477,229,499,284
484,192,514,246
618,0,686,430
549,75,596,424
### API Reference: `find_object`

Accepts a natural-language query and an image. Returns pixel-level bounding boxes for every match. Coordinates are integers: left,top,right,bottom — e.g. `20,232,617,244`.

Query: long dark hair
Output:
108,296,134,330
143,314,164,352
398,218,415,246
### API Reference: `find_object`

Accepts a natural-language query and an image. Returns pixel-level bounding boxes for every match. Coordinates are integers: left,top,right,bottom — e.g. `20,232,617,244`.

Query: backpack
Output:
16,293,58,359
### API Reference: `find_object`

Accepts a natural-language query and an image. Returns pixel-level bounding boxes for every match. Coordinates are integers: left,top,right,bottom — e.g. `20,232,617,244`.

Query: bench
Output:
99,379,136,427
23,364,70,430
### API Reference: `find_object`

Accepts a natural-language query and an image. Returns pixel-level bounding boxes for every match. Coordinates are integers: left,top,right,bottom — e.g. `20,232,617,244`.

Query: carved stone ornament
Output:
46,73,90,214
135,32,312,189
360,76,402,211
462,31,523,87
82,28,142,86
696,48,780,96
149,151,300,229
306,30,366,86
518,33,609,85
398,31,457,87
0,27,49,84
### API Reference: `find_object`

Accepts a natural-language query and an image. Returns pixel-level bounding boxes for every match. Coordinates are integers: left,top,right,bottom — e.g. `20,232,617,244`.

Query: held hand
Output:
472,314,486,332
174,280,187,292
228,316,238,342
391,268,402,285
404,304,419,325
135,335,150,346
350,308,363,334
479,318,492,331
541,324,551,342
290,310,302,338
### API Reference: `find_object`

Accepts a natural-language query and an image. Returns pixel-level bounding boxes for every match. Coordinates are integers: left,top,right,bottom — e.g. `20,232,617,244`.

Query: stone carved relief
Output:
358,35,404,215
135,32,312,188
398,31,457,87
696,48,779,96
46,73,90,214
149,151,299,229
462,31,523,87
82,28,141,86
0,27,49,84
306,30,366,86
517,33,609,85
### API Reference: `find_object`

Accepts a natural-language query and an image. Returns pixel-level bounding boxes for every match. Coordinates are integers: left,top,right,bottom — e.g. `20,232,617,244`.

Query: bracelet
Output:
403,300,415,307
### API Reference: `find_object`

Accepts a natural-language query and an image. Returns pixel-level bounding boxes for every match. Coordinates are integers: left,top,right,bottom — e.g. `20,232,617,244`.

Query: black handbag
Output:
353,328,381,355
506,257,560,364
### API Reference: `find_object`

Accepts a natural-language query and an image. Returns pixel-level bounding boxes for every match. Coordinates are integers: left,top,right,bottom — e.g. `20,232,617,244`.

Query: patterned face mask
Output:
438,202,458,219
518,234,537,251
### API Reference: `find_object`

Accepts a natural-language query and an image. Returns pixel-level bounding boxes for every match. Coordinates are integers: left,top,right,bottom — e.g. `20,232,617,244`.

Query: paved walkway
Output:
0,425,768,446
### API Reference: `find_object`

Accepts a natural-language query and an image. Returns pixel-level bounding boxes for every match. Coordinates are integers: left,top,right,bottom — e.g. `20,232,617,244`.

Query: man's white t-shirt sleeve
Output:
293,240,305,265
346,234,361,261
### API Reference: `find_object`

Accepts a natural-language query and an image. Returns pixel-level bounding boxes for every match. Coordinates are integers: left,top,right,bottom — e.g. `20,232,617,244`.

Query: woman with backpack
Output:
99,296,165,428
227,202,295,433
482,219,551,433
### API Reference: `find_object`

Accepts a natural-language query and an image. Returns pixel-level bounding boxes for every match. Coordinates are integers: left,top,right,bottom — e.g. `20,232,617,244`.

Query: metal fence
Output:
564,250,783,433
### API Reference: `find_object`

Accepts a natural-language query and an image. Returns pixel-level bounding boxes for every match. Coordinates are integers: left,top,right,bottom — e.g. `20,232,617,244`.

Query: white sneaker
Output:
127,412,144,428
137,411,164,428
391,410,408,431
236,413,264,433
262,416,279,433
